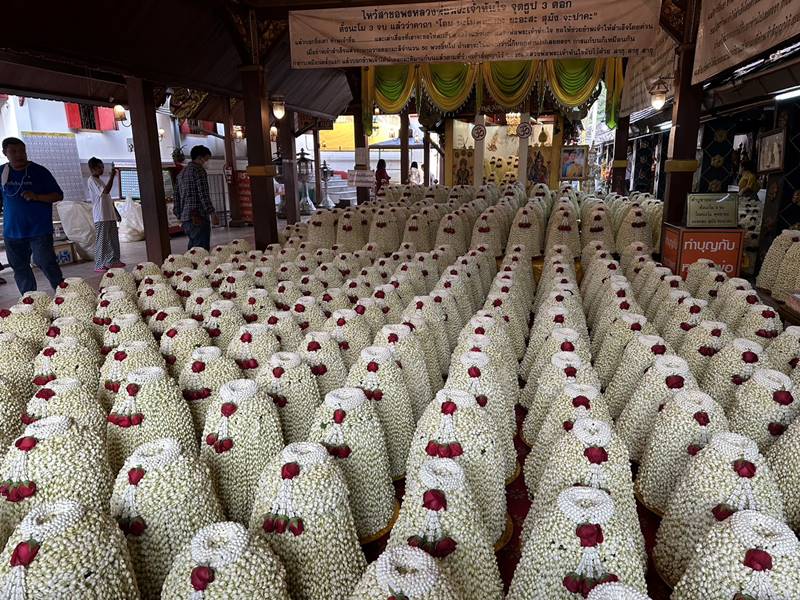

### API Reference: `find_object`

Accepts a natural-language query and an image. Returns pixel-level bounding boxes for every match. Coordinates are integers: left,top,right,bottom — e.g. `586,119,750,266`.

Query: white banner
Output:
693,0,800,84
620,28,677,117
289,0,661,69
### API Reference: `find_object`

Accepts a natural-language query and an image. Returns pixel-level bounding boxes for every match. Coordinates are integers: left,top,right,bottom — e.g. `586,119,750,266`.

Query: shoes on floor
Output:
109,262,126,268
95,267,109,273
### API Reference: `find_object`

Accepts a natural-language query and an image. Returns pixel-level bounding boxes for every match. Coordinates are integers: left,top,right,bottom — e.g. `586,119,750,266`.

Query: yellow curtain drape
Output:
419,63,478,113
481,60,540,110
604,58,625,129
544,59,606,108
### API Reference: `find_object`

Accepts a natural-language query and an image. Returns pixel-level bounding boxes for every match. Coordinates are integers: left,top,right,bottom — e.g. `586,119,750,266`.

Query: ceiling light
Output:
775,87,800,101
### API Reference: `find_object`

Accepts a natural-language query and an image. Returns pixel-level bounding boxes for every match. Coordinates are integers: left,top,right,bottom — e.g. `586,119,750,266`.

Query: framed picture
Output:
757,129,786,174
559,145,589,180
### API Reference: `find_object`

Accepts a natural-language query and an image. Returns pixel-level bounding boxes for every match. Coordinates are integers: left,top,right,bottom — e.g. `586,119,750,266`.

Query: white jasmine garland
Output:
678,320,732,382
307,387,395,540
587,582,653,600
102,313,156,357
0,333,36,400
258,352,321,443
33,336,100,392
250,442,367,600
160,318,213,377
406,388,507,543
17,291,51,316
507,486,647,600
672,510,800,600
653,432,785,587
616,354,697,461
200,379,283,522
375,324,434,418
53,277,96,304
702,338,765,413
146,306,187,338
594,313,650,389
636,390,729,515
203,300,247,350
0,500,138,599
110,437,224,599
346,346,415,479
728,368,797,453
0,304,49,347
178,346,243,436
766,325,800,376
99,340,165,411
106,367,197,474
25,378,106,435
389,458,504,600
185,288,220,322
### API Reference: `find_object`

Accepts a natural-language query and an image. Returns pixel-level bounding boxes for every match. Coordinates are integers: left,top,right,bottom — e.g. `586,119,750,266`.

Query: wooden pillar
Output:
662,0,703,235
353,110,370,204
400,112,410,184
611,115,630,194
125,76,170,264
280,110,299,224
223,98,243,226
240,65,278,249
518,112,530,185
313,125,322,206
423,130,431,186
473,114,485,185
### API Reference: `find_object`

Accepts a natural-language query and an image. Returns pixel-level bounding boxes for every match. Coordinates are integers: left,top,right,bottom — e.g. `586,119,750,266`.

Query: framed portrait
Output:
757,129,786,174
559,145,589,180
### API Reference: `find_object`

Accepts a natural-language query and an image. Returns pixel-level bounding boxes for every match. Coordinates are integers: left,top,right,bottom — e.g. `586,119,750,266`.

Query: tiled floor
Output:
0,226,257,308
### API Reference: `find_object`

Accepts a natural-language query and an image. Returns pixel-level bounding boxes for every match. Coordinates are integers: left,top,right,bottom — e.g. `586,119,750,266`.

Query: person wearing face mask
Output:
0,137,64,293
173,145,219,251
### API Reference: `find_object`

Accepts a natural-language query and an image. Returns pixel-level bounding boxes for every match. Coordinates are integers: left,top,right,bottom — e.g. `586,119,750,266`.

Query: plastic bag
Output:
118,197,145,242
55,201,95,260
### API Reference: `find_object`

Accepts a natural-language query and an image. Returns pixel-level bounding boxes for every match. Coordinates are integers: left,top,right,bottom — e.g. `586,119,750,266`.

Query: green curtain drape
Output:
481,61,540,110
374,64,417,114
604,58,624,130
419,63,478,113
545,59,605,108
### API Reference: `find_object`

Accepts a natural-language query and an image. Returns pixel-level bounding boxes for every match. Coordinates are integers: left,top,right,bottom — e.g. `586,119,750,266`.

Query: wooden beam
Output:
280,110,299,224
423,130,431,186
125,76,170,264
611,115,630,194
400,112,410,184
240,65,278,249
313,125,322,207
662,0,703,238
223,98,244,226
353,107,370,204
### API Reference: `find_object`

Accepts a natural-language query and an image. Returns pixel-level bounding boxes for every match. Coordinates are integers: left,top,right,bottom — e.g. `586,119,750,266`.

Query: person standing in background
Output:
173,145,218,251
0,137,64,294
374,158,390,195
87,157,124,272
409,161,423,185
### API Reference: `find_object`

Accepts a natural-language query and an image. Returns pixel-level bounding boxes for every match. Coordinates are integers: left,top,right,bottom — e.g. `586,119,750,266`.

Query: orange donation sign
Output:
662,225,743,278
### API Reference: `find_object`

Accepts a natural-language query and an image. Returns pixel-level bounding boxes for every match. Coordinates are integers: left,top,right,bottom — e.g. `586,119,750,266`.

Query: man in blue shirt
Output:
173,145,218,251
1,137,64,294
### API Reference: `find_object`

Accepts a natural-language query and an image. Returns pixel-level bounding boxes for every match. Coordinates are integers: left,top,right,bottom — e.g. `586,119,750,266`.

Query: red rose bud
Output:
651,344,667,355
553,314,565,324
441,401,457,415
575,523,604,547
563,574,582,594
190,565,216,592
584,446,608,465
281,462,300,480
744,548,773,572
108,324,121,334
205,433,218,446
166,328,178,338
306,341,321,352
449,442,463,457
425,441,439,456
15,436,38,452
130,413,144,426
564,366,577,378
125,383,140,397
221,402,237,417
762,310,776,319
333,409,346,424
422,489,447,511
742,351,759,364
46,327,60,337
128,467,145,486
572,395,591,409
711,503,735,521
560,341,576,352
563,420,574,431
475,394,488,407
10,541,40,568
734,459,757,478
407,535,424,548
338,341,350,351
768,422,786,437
732,374,745,386
35,388,55,400
239,332,253,344
289,517,305,536
53,297,64,305
42,347,57,357
366,361,379,373
693,411,710,426
630,322,642,331
689,304,702,315
687,443,702,456
698,346,717,357
433,537,457,558
467,366,481,378
215,438,234,453
210,309,222,318
665,375,685,389
274,516,288,534
773,390,794,406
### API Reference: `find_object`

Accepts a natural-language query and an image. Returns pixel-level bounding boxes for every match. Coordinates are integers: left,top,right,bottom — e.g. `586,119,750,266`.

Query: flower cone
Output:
258,352,321,444
684,258,716,296
307,387,395,540
653,432,785,587
737,304,784,348
33,336,100,392
375,324,434,418
160,318,213,376
99,340,164,411
265,310,304,352
636,390,729,515
99,268,136,295
226,323,280,378
45,315,99,354
757,231,799,292
25,378,105,435
678,320,732,382
203,300,246,350
250,442,367,600
702,338,765,413
767,415,800,530
185,287,220,323
54,277,95,304
766,325,800,376
0,304,48,348
179,346,243,436
111,437,224,599
0,500,138,599
324,309,373,369
101,313,155,357
106,367,196,474
0,333,36,400
728,368,797,453
17,291,50,316
594,314,651,389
